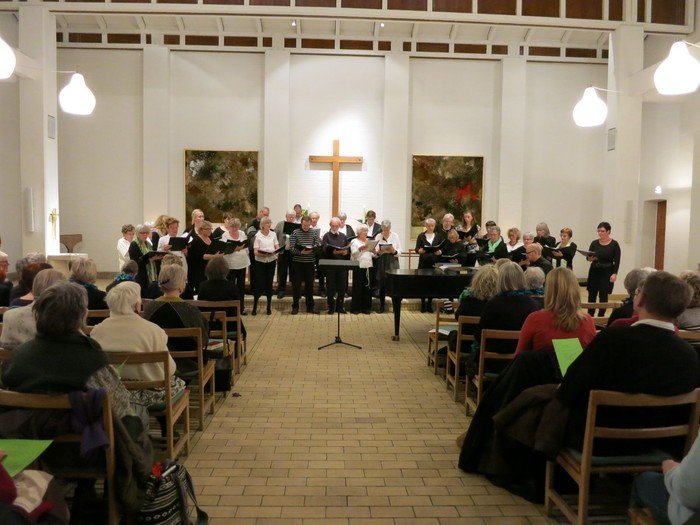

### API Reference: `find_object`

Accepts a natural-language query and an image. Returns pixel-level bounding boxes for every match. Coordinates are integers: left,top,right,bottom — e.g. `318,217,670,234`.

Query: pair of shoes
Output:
420,305,427,313
327,307,335,315
277,291,285,299
378,306,385,313
336,307,346,314
291,307,299,315
266,307,272,315
426,305,434,313
363,310,371,315
350,310,360,314
307,309,319,314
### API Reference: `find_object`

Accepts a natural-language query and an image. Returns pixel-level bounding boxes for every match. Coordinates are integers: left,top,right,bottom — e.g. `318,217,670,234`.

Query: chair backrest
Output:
480,329,521,359
456,315,480,350
582,389,700,460
188,299,242,346
434,306,458,333
86,309,111,326
580,301,621,311
678,330,700,343
162,327,204,367
104,351,171,393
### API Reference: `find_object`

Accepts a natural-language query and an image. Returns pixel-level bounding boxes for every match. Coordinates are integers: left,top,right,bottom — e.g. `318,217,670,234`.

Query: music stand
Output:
317,259,362,350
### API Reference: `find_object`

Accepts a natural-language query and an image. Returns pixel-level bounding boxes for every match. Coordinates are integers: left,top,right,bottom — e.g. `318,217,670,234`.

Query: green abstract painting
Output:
185,150,258,228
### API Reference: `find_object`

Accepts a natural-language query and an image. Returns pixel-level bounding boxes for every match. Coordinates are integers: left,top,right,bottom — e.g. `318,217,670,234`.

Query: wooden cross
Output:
309,139,363,217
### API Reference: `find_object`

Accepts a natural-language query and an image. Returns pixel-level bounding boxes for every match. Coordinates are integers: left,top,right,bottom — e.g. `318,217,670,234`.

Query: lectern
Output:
317,259,361,350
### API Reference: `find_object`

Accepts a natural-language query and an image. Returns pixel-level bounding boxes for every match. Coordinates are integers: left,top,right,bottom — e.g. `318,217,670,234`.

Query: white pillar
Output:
381,54,410,249
602,25,644,290
19,5,58,255
495,56,527,230
688,130,700,268
143,45,170,223
263,51,291,219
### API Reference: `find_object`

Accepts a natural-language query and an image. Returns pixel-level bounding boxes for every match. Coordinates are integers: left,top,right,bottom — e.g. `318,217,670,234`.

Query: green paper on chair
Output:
0,439,53,477
552,338,584,377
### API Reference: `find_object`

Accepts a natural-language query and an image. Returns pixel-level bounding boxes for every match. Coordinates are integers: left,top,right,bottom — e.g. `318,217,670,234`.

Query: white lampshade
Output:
654,42,700,96
572,87,608,127
0,37,16,80
58,73,96,115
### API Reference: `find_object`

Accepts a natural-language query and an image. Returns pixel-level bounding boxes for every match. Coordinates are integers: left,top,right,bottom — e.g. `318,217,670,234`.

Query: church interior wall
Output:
57,49,144,272
0,14,21,264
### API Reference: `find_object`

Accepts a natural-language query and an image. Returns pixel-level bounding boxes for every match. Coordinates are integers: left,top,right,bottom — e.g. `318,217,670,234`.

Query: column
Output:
688,130,700,268
602,24,644,290
495,56,527,229
381,54,410,249
262,51,291,217
18,5,58,255
143,45,170,222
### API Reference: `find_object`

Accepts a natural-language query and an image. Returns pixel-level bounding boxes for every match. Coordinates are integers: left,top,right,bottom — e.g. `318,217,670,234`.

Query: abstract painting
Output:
411,156,483,234
184,150,258,228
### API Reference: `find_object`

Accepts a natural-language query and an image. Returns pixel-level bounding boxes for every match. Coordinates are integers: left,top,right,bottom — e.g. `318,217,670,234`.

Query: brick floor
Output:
184,309,554,524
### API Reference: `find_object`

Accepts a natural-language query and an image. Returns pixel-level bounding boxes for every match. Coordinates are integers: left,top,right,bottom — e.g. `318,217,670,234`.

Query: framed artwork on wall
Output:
184,150,258,228
411,155,484,238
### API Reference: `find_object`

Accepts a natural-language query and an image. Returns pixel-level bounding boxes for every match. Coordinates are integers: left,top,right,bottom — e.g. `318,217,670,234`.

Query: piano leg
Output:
391,295,401,341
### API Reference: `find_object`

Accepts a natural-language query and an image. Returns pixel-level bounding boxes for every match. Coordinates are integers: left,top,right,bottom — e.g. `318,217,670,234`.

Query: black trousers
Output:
227,268,247,308
587,290,609,317
276,251,292,292
292,261,315,310
254,260,276,301
325,266,348,309
351,267,373,312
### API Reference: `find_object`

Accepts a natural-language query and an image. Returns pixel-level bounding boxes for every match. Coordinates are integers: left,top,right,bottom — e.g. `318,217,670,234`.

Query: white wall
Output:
288,54,384,227
0,14,21,268
57,49,143,273
169,52,263,226
524,62,608,278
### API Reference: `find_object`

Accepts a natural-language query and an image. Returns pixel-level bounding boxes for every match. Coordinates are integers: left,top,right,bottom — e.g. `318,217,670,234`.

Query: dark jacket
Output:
476,293,541,354
0,280,12,307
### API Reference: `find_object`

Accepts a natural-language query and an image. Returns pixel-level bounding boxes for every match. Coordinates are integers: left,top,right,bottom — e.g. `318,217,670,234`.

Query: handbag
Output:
205,310,233,393
136,462,208,525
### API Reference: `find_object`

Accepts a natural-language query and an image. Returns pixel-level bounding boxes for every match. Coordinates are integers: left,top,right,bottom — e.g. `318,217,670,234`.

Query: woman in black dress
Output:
187,220,223,293
586,221,621,316
416,218,445,313
551,227,577,270
128,224,162,295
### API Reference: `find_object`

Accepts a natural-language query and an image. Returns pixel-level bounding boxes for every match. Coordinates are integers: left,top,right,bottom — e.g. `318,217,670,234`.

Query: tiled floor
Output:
184,309,553,525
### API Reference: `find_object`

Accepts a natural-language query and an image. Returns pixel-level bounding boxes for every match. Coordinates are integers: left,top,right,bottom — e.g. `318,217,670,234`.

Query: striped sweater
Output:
290,228,320,263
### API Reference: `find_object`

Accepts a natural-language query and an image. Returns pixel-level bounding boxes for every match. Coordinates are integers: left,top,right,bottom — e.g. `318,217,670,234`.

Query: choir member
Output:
534,222,556,249
338,212,355,238
158,217,188,274
274,211,297,299
322,217,350,314
252,217,279,315
212,212,231,240
586,221,621,316
293,204,303,223
374,219,401,313
551,227,577,270
222,217,251,314
250,206,269,231
442,229,468,266
437,213,455,237
350,225,375,315
416,218,445,313
289,216,322,314
152,215,168,249
309,211,326,296
183,209,205,238
117,224,135,272
459,209,480,240
524,243,553,275
481,226,509,261
187,220,222,292
0,251,11,307
129,224,162,293
365,210,381,238
512,231,534,267
505,227,523,253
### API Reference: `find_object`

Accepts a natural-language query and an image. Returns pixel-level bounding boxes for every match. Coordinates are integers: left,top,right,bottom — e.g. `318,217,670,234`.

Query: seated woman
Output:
1,281,136,420
677,273,700,331
515,267,596,355
197,257,247,338
106,260,139,292
90,281,185,407
0,269,65,351
9,262,53,307
9,253,46,303
524,266,546,307
143,265,208,377
70,258,107,310
0,251,11,307
606,267,655,327
144,254,194,300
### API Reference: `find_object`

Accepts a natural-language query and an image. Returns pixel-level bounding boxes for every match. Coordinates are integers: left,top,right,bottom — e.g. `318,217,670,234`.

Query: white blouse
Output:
157,234,189,273
253,230,279,263
506,241,524,252
350,238,375,269
117,237,131,271
374,231,402,255
222,230,251,270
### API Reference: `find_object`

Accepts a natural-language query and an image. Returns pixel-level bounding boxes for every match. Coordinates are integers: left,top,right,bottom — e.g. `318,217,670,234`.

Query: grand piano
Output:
385,268,474,340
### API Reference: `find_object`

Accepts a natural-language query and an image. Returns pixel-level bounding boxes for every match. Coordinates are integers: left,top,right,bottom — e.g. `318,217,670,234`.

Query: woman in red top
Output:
515,267,596,354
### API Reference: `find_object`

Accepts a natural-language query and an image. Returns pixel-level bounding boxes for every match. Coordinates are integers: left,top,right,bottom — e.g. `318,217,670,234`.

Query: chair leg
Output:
242,340,247,365
544,461,554,516
184,405,190,456
167,412,174,460
577,474,590,525
453,360,460,402
199,388,205,430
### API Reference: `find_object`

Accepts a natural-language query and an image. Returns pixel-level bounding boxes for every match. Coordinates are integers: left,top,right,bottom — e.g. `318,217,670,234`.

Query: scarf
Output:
137,239,157,283
497,289,533,298
113,272,136,284
487,237,502,252
70,277,99,292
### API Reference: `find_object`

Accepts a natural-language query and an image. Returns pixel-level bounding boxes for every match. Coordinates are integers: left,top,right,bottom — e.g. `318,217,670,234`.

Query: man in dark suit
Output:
524,243,553,275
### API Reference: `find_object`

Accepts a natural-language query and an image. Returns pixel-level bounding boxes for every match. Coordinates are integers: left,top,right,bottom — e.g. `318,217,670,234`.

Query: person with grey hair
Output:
534,222,556,252
525,266,546,295
606,267,656,327
0,269,65,350
338,212,355,238
511,232,535,266
374,219,402,313
70,258,108,310
0,250,11,306
416,218,445,313
1,281,136,419
253,216,280,314
477,225,508,263
350,224,376,314
274,211,298,300
129,223,162,293
91,281,186,409
221,217,250,311
187,219,223,292
322,217,351,314
437,213,455,237
524,242,553,275
144,253,195,301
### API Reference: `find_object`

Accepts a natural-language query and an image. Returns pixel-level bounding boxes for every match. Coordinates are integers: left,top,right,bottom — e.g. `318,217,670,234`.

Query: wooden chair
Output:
427,303,459,375
465,329,520,415
544,388,700,525
581,301,621,313
0,389,118,525
678,330,700,343
198,309,235,394
445,315,480,402
163,327,215,430
105,351,190,460
189,299,246,374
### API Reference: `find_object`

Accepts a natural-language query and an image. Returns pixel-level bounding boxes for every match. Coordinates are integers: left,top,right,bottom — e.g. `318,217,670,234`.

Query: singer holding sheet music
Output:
289,216,322,315
350,225,376,314
374,220,402,313
252,217,279,315
416,218,445,313
129,224,163,292
550,227,577,270
158,217,188,274
187,220,222,292
222,217,251,313
586,221,621,316
322,217,350,315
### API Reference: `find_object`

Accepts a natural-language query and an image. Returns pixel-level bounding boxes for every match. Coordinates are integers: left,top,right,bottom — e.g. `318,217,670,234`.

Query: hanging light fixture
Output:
654,42,700,96
0,36,16,80
572,87,608,127
58,73,96,115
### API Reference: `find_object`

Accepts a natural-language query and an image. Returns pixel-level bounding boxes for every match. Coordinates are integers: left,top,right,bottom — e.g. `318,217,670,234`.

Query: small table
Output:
47,253,89,277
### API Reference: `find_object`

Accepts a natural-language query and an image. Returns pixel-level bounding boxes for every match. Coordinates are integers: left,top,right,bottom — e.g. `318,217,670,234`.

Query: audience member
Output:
106,260,139,292
677,273,700,331
69,258,107,310
9,263,52,307
524,266,546,302
9,253,47,303
0,269,65,350
144,253,194,300
0,251,11,307
607,267,655,326
515,267,596,355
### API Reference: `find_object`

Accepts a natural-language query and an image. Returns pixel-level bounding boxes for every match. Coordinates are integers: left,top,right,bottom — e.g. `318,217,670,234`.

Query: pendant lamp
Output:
58,73,96,115
0,36,16,79
572,87,608,127
654,42,700,96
